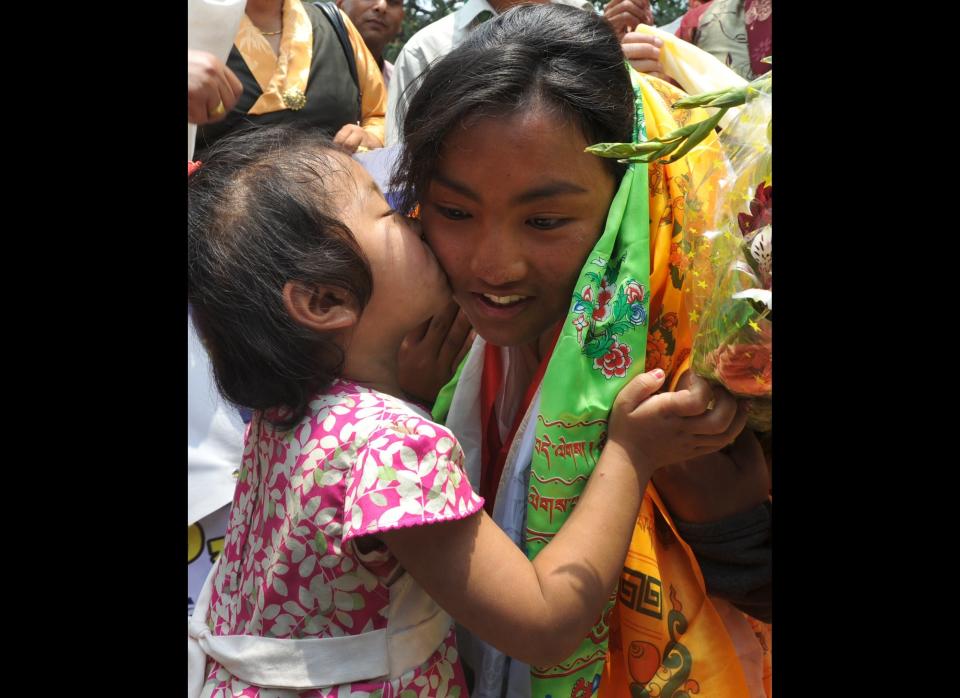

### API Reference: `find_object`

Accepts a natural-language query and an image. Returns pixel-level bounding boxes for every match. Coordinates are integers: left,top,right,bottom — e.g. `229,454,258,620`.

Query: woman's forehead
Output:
433,109,611,195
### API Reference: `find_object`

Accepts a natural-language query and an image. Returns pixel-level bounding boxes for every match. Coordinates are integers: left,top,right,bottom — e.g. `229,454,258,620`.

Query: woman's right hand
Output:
606,370,747,477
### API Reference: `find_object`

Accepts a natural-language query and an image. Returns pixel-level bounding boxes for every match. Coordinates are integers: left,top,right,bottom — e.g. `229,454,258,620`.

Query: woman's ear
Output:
282,281,359,333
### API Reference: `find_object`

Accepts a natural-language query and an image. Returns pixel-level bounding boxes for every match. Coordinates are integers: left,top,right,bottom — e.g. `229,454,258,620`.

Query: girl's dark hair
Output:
390,3,634,215
188,124,372,428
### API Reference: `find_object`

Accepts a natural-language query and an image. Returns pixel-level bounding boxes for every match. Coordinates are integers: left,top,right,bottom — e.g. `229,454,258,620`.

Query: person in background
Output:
603,0,673,83
384,0,594,146
603,0,653,37
187,313,247,620
676,0,771,81
676,0,712,44
195,0,388,154
188,50,244,126
337,0,404,87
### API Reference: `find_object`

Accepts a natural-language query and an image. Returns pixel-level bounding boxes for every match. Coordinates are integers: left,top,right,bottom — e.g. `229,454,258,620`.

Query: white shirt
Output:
187,315,246,617
382,58,394,89
187,316,246,526
658,15,683,35
385,0,596,145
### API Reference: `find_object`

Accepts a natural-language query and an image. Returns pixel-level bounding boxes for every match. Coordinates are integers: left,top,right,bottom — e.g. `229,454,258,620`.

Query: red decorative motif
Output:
592,279,614,322
571,677,593,698
594,340,632,378
627,641,662,685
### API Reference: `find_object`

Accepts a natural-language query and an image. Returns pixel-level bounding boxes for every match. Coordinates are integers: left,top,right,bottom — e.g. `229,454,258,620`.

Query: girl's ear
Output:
282,281,360,333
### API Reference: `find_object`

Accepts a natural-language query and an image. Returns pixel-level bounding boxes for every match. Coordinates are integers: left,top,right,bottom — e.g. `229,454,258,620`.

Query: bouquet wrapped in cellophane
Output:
684,77,771,431
588,70,772,431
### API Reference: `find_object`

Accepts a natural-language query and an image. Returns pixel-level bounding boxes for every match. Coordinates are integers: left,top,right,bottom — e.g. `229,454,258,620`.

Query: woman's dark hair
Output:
188,124,372,428
390,3,634,215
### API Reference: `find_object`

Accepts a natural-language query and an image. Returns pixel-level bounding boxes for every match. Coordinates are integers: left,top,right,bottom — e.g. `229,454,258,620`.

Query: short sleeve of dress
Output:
342,413,484,544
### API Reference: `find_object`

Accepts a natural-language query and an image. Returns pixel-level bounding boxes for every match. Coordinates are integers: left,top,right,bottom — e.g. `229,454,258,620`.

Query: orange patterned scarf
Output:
599,72,772,698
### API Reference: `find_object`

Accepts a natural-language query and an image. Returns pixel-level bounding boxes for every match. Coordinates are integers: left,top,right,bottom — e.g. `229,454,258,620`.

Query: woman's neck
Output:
245,0,283,30
517,321,563,374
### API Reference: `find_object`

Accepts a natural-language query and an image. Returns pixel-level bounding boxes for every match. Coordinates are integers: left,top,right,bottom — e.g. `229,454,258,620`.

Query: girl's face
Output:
338,155,450,335
419,107,617,349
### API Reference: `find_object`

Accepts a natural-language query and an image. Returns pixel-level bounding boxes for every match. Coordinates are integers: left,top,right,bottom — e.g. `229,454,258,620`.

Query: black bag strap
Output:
314,2,362,122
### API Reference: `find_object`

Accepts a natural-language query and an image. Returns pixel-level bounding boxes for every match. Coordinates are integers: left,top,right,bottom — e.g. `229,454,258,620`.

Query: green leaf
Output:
661,326,676,356
584,336,614,359
318,470,343,487
314,531,328,555
283,600,306,617
613,289,629,320
605,255,625,283
585,271,601,284
664,108,725,163
377,466,398,482
670,265,684,290
585,141,664,159
672,85,745,110
608,321,632,337
572,292,594,314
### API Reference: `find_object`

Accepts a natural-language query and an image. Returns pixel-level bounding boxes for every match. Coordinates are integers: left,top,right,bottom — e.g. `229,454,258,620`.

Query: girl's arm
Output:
379,369,745,667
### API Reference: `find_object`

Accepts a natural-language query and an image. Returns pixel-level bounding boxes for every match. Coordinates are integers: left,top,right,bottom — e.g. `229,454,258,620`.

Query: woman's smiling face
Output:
419,107,618,349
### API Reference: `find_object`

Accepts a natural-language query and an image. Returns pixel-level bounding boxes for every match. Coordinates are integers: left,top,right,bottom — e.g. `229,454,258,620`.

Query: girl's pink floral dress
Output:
200,379,484,698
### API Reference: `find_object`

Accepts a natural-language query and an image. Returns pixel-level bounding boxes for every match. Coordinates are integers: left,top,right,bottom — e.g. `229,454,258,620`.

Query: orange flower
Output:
669,243,684,269
649,163,665,194
661,312,679,330
648,331,668,354
671,195,685,215
645,331,669,372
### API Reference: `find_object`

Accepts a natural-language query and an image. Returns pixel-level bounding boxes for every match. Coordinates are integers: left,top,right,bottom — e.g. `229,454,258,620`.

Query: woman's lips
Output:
470,291,533,319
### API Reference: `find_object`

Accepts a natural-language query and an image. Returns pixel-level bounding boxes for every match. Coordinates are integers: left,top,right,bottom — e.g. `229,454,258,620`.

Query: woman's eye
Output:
436,206,471,221
527,217,566,230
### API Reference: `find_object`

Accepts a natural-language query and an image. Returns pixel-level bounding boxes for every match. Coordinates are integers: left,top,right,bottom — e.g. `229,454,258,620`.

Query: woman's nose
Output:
469,227,527,287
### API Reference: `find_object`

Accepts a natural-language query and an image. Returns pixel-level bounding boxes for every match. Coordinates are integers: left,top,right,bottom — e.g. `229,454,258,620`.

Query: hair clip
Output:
188,160,203,176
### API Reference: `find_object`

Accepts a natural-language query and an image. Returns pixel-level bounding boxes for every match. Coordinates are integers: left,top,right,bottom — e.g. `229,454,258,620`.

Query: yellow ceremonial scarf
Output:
599,73,772,698
234,0,313,115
